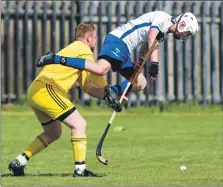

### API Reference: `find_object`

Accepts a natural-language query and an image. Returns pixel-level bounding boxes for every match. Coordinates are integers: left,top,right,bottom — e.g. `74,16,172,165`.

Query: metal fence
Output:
1,1,223,106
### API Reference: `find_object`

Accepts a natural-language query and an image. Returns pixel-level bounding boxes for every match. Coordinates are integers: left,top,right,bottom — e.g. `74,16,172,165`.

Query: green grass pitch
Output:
1,105,222,186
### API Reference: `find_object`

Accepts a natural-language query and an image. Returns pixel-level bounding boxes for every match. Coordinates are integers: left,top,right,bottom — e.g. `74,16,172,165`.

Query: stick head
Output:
96,122,112,165
96,145,108,165
96,155,108,165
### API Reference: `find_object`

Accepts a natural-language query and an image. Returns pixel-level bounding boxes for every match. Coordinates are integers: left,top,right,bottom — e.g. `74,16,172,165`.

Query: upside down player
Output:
8,24,123,177
37,11,199,97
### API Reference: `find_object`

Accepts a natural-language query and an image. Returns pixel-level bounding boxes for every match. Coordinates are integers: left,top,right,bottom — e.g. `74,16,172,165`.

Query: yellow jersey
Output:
34,41,105,94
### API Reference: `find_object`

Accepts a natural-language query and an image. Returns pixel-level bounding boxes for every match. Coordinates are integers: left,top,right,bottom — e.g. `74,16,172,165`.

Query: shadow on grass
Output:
2,172,106,177
1,173,72,177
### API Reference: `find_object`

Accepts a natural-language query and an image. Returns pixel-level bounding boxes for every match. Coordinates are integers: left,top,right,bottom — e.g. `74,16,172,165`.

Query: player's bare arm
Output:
37,52,109,76
147,28,160,80
84,59,111,75
148,28,159,62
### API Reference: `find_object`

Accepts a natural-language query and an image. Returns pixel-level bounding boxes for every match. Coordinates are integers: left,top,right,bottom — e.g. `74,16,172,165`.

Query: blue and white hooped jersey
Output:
110,11,174,53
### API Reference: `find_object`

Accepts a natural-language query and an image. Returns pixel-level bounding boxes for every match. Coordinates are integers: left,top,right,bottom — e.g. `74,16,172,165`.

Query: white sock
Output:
75,164,86,174
16,155,28,166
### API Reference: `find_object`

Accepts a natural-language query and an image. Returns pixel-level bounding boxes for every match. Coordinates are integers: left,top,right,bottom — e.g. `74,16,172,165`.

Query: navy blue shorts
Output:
98,34,134,79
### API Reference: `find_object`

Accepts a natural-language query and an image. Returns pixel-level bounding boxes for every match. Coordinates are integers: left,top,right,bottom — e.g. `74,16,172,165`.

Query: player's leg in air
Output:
8,81,103,177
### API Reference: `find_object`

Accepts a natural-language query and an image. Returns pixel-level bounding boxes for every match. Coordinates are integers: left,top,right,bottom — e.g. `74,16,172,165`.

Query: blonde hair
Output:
75,24,96,39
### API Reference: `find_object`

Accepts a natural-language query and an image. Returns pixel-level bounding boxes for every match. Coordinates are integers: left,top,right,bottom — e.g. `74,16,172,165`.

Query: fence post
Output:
106,2,112,84
125,1,130,27
76,1,84,104
4,1,11,102
162,1,169,102
69,1,75,42
76,1,84,24
125,2,134,109
152,2,158,104
14,1,20,101
23,1,29,92
96,2,103,105
152,1,159,11
134,2,141,107
69,1,76,102
51,2,56,52
79,1,84,23
173,2,179,102
210,2,217,105
143,2,150,107
200,2,207,105
220,2,223,104
32,1,38,80
97,2,102,55
182,2,189,102
88,1,94,24
191,2,198,104
41,1,47,54
163,39,169,101
60,2,65,49
116,2,121,85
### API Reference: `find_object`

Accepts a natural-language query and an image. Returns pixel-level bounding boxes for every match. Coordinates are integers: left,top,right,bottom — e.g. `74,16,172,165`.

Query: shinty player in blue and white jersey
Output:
37,11,199,102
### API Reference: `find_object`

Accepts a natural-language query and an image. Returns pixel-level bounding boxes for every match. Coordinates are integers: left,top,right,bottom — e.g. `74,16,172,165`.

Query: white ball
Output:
180,165,187,171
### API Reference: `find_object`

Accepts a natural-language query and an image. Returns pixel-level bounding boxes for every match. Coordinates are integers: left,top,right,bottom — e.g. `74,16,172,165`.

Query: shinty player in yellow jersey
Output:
8,24,121,177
